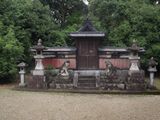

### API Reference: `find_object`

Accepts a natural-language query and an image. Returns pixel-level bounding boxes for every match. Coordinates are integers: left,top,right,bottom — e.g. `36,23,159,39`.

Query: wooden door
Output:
77,39,98,69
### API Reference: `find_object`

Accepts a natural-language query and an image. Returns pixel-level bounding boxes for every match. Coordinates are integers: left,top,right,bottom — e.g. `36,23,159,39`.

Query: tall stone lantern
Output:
148,57,158,87
128,40,140,72
18,62,27,87
126,40,146,90
27,39,46,89
32,39,45,76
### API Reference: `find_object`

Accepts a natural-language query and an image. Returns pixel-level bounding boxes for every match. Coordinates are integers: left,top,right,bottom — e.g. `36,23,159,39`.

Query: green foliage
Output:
45,66,58,80
45,64,55,71
0,25,24,83
90,0,160,68
0,0,61,82
40,0,83,27
39,0,84,46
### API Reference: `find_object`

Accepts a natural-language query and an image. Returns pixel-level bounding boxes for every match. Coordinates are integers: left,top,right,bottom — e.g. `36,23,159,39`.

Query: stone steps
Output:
78,83,96,87
73,70,100,89
78,78,96,83
76,86,98,90
77,77,96,89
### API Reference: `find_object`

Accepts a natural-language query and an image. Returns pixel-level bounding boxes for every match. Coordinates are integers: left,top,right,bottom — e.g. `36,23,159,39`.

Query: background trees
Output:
0,24,23,83
39,0,84,46
0,0,60,82
40,0,84,27
0,0,159,82
90,0,160,69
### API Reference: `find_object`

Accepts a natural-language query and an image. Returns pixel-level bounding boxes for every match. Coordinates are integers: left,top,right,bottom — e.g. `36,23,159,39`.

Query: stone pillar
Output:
148,57,158,87
17,62,27,87
149,72,154,86
33,55,44,75
95,71,100,88
19,70,25,87
73,72,78,88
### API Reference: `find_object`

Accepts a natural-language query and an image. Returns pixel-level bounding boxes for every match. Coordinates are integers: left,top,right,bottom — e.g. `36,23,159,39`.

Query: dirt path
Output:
0,86,160,120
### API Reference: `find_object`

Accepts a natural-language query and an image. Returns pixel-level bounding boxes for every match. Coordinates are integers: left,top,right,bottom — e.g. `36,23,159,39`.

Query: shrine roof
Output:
45,47,76,52
31,47,76,52
99,47,145,52
69,19,105,37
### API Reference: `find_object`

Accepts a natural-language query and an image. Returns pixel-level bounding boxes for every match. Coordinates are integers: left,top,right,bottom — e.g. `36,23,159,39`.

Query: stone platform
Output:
25,69,147,91
73,70,100,89
14,87,160,94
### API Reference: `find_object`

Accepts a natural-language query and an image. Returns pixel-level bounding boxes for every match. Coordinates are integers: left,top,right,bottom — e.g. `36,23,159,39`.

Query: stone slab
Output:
33,70,44,76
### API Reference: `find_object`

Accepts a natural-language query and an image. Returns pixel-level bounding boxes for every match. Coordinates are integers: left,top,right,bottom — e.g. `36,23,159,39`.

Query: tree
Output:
0,0,67,82
40,0,84,27
90,0,160,68
0,24,24,83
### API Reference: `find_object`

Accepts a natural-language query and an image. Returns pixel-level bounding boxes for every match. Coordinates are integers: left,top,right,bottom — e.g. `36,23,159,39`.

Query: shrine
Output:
20,16,148,91
17,0,151,91
70,19,105,70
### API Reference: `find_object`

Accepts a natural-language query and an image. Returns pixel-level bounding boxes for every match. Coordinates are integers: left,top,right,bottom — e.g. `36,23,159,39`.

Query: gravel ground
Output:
0,86,160,120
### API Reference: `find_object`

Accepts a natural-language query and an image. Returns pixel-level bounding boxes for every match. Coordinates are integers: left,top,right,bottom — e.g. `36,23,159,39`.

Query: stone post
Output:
148,57,158,87
18,62,27,87
95,71,100,88
73,72,78,88
149,73,154,86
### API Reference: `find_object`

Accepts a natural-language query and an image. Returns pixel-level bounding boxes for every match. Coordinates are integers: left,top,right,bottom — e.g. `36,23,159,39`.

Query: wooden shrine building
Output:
70,19,105,70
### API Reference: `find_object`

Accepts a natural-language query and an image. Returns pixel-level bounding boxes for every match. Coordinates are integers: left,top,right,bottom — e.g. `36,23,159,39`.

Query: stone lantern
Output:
126,40,146,90
32,39,45,75
17,62,27,87
128,39,140,71
148,57,158,87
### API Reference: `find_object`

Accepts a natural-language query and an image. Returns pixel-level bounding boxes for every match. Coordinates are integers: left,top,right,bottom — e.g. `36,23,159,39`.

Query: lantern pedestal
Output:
19,70,26,87
32,55,44,76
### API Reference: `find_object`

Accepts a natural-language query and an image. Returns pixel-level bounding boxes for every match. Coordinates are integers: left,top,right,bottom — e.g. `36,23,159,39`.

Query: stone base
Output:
19,83,26,87
49,81,73,89
23,69,149,91
49,81,56,89
126,70,146,90
55,84,73,89
147,84,157,90
104,83,125,90
126,84,146,91
32,70,44,76
55,76,71,82
27,75,46,89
